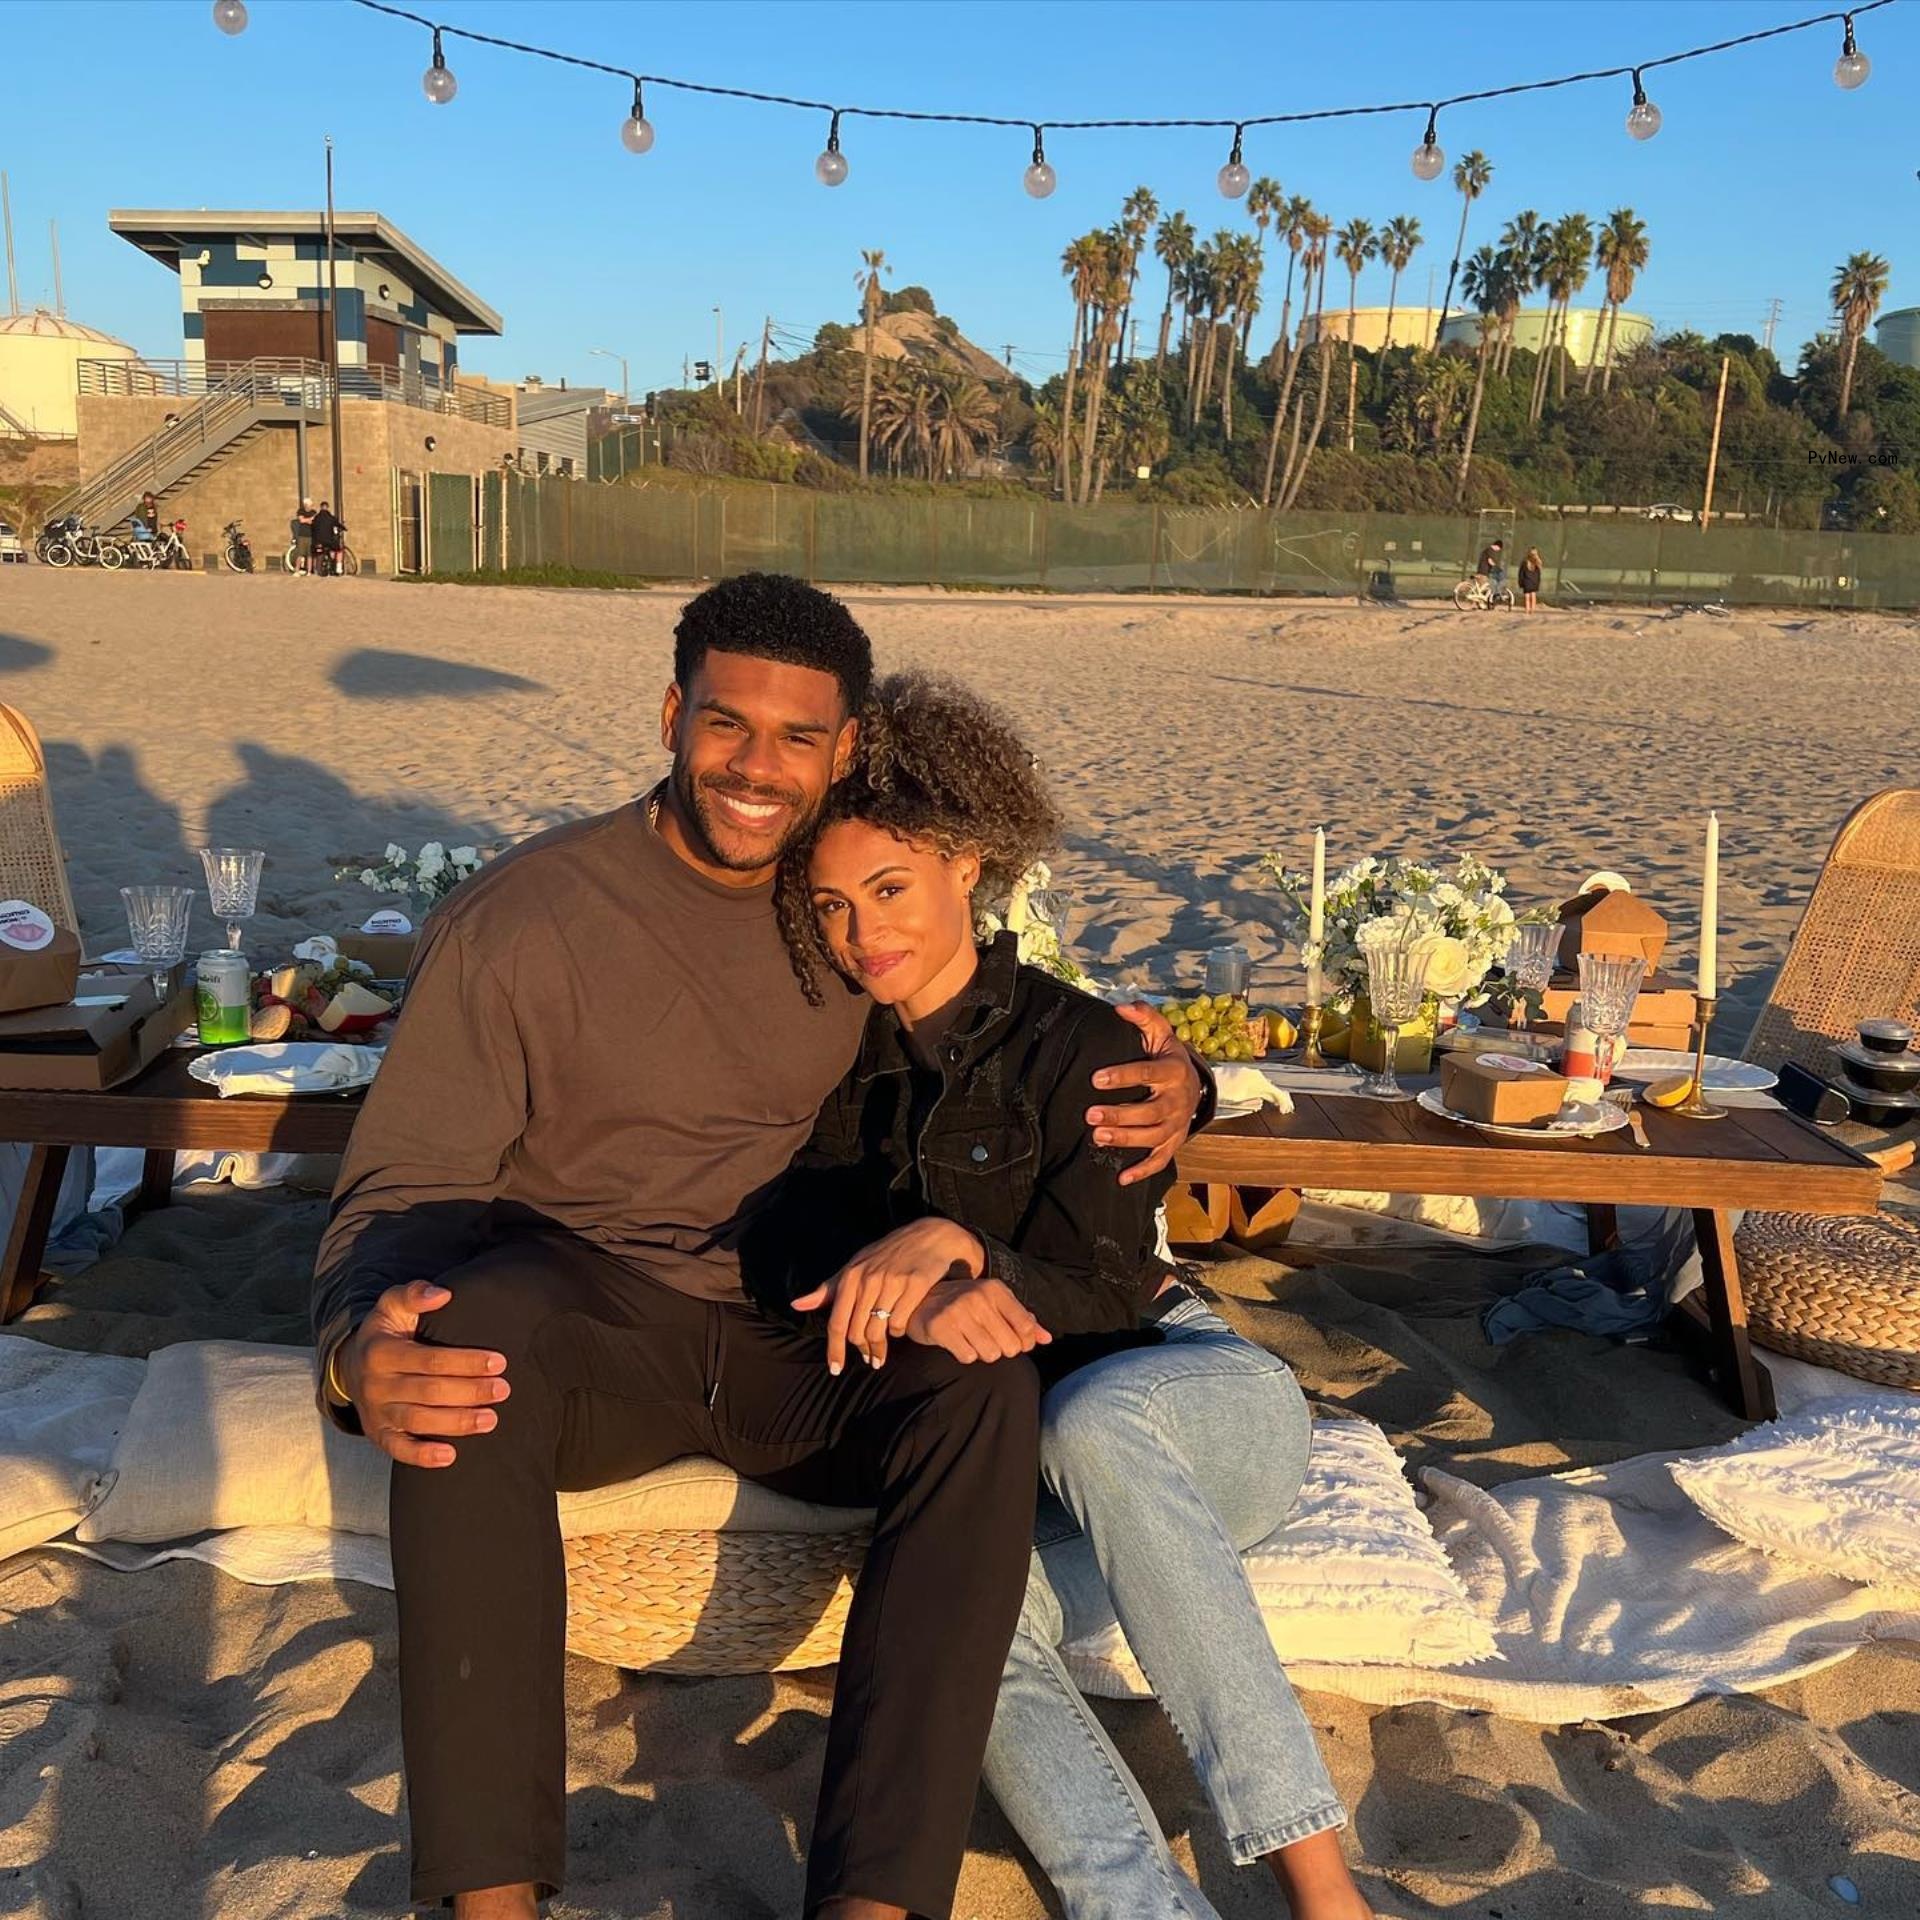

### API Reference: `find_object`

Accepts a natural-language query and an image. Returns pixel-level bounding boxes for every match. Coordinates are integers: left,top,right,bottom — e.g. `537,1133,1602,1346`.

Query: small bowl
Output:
1835,1043,1920,1095
1857,1018,1916,1055
1844,1084,1920,1128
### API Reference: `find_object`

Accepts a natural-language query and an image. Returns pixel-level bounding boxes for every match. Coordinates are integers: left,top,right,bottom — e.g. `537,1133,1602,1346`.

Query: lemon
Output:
1269,1012,1299,1052
1642,1074,1693,1109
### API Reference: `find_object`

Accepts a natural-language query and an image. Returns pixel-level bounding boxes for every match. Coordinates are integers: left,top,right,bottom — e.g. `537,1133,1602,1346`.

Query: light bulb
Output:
211,0,247,33
1411,140,1445,181
1835,48,1870,88
815,147,849,187
1218,161,1251,199
423,29,457,105
1625,98,1661,140
621,114,655,154
1024,160,1056,199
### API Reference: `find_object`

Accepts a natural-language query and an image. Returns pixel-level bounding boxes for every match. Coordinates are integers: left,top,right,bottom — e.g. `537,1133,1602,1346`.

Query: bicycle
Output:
222,521,256,573
285,541,360,577
44,523,123,569
1452,573,1514,611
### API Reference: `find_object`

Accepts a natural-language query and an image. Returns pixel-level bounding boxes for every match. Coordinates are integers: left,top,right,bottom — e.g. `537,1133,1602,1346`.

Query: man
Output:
1475,537,1506,595
311,499,344,577
312,572,1206,1920
292,497,317,575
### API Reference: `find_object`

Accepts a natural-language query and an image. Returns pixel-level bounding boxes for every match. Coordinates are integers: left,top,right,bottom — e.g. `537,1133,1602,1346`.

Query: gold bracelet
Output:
323,1345,352,1407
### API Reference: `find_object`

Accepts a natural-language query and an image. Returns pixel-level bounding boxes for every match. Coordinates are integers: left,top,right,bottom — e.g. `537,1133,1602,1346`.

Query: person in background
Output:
310,499,344,577
136,491,161,545
1475,538,1507,596
292,497,317,576
1518,546,1544,611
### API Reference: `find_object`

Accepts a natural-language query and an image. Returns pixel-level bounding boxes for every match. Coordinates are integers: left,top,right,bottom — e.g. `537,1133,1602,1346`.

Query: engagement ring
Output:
868,1307,892,1321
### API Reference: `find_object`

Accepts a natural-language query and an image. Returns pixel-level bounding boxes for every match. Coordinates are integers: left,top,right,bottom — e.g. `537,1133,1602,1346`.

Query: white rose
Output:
359,868,380,886
385,843,408,863
450,845,479,866
419,840,445,861
1410,933,1475,996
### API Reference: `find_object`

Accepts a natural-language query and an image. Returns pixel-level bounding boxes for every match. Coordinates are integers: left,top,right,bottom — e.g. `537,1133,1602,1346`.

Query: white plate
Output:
188,1041,383,1097
1613,1049,1777,1093
1415,1085,1630,1141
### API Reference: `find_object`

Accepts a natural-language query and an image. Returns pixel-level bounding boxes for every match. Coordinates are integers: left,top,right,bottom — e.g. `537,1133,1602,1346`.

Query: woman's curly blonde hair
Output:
776,669,1062,1005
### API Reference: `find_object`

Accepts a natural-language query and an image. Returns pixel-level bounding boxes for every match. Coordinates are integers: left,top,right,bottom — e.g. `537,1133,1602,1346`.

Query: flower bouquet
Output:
976,859,1095,992
339,841,485,919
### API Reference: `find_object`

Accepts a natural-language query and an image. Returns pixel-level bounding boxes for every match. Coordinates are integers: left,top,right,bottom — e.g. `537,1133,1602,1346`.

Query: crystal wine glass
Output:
120,884,194,1003
1505,922,1561,1037
198,847,265,952
1356,927,1432,1102
1575,951,1647,1096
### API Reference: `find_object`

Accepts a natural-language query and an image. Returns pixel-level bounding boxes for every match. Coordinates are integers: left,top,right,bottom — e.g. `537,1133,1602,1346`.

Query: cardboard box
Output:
337,932,419,980
1439,1051,1570,1127
1542,972,1696,1032
0,972,194,1091
1556,885,1668,973
0,923,82,1015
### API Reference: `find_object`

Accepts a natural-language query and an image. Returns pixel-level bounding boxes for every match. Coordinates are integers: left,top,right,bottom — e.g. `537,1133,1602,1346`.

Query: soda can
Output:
196,950,252,1046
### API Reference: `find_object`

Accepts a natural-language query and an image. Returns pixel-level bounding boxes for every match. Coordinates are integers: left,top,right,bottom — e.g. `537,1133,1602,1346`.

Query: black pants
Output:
389,1229,1041,1916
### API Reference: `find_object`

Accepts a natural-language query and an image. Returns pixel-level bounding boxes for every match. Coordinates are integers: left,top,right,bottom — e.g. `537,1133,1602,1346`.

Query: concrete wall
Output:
1876,308,1920,372
75,392,513,569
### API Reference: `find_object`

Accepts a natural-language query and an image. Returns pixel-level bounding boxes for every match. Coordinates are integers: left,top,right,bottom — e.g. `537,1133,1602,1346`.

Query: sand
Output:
1,568,1917,1917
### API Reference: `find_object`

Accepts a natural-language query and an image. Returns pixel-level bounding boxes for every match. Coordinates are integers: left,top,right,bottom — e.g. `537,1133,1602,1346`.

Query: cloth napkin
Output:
198,1044,380,1098
1208,1063,1295,1116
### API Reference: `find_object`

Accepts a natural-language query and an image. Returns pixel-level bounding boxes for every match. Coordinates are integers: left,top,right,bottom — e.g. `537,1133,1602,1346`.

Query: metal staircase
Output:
49,360,327,532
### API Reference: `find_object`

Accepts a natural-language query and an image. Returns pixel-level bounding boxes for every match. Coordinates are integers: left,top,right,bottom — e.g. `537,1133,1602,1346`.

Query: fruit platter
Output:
1157,993,1299,1063
245,946,401,1044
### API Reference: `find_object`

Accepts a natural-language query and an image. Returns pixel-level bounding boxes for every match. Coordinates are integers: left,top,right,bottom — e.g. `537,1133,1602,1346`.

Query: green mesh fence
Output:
499,479,1920,609
426,473,474,575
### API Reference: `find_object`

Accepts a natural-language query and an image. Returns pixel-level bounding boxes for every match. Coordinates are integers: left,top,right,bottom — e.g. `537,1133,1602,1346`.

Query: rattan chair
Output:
0,704,78,931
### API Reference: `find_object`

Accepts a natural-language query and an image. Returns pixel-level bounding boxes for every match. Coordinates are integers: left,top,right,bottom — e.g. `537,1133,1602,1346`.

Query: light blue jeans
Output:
982,1298,1345,1920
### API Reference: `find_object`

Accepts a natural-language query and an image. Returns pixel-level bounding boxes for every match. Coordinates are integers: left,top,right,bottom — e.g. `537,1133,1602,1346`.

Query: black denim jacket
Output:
741,934,1184,1340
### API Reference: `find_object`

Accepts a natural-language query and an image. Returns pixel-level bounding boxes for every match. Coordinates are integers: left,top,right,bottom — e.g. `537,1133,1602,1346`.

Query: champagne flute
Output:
120,884,194,1003
1575,951,1647,1104
1356,926,1432,1102
198,847,265,952
1505,922,1560,1040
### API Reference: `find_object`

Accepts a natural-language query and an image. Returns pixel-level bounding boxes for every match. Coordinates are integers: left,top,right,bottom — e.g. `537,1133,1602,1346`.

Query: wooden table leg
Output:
1686,1208,1776,1422
139,1148,176,1212
2,1143,71,1323
1585,1203,1621,1257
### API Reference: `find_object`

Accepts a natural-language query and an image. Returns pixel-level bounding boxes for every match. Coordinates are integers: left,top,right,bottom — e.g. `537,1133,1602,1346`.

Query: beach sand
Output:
1,570,1917,1916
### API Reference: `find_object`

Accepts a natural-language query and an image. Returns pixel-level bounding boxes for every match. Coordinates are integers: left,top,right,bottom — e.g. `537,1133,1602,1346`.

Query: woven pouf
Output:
1734,1211,1920,1390
565,1527,870,1675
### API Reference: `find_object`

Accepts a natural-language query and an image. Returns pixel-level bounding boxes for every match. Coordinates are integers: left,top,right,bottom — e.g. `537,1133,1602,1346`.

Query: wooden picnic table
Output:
0,1052,1885,1422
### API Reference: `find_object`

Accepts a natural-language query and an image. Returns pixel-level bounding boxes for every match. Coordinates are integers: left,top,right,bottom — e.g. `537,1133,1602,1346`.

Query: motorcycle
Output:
222,520,255,573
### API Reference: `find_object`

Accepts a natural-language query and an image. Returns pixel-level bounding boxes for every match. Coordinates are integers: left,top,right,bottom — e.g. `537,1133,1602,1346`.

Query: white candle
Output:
1307,827,1326,1002
1699,812,1719,1001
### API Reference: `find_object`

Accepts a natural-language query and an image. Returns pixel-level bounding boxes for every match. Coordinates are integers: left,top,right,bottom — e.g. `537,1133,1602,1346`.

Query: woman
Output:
756,672,1371,1920
1518,545,1544,611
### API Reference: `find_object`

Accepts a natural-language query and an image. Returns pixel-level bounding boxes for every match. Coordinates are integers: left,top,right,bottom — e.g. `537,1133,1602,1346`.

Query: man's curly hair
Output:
776,670,1062,1005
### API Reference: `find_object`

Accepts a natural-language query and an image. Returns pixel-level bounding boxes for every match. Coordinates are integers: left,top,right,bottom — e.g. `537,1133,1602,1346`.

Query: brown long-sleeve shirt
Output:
311,795,869,1424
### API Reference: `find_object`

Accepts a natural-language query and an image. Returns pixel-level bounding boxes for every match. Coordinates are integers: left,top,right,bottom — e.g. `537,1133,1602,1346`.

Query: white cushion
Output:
77,1340,866,1545
1669,1395,1920,1591
0,1335,146,1561
1062,1412,1497,1696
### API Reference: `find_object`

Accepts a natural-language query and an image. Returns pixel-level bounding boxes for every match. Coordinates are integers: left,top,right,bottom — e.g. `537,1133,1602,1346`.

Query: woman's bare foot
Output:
1266,1829,1374,1919
451,1884,539,1919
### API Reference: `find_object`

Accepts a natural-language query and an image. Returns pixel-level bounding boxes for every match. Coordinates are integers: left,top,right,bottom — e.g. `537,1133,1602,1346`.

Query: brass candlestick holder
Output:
1302,1001,1329,1069
1673,994,1727,1121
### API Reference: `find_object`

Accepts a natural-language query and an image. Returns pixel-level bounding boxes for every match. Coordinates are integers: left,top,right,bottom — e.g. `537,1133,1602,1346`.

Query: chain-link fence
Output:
479,475,1920,609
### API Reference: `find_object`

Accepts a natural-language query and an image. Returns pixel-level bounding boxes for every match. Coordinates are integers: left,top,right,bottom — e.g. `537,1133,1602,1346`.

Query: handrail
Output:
77,356,512,429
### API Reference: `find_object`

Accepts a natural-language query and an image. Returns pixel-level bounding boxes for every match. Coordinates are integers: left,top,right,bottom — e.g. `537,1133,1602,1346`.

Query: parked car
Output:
1644,502,1695,522
0,517,24,563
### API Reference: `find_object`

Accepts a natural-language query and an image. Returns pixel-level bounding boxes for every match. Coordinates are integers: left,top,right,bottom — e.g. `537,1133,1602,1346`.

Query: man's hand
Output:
336,1279,509,1469
791,1217,987,1374
902,1274,1052,1365
1086,1002,1209,1185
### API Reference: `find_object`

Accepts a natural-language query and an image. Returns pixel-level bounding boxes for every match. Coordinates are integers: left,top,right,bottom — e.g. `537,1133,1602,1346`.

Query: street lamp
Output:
588,347,628,409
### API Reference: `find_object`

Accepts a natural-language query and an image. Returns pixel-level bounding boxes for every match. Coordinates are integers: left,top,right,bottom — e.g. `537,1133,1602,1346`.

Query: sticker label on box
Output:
0,902,56,950
360,909,414,935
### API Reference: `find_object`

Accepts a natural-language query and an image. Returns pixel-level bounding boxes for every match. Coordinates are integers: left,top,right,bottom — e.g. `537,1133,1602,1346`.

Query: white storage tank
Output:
0,310,139,438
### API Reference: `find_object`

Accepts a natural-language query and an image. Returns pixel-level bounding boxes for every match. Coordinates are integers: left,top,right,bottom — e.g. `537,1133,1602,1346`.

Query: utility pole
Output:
1700,353,1730,532
324,137,345,524
682,355,690,389
1127,316,1138,362
1001,343,1016,371
1762,297,1783,355
731,344,748,414
749,315,771,434
712,306,724,387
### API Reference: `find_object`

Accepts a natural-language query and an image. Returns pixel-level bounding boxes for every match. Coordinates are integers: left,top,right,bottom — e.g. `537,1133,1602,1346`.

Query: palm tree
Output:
854,248,887,480
1832,250,1892,416
1080,255,1130,503
1059,232,1106,494
1335,217,1376,450
1242,176,1283,353
1153,211,1195,372
1279,212,1336,509
1115,186,1158,370
1433,151,1493,346
1495,211,1545,376
1188,234,1234,429
1267,194,1312,377
1378,214,1423,352
1264,209,1329,506
1111,363,1171,489
1025,398,1064,476
933,373,999,479
1216,233,1261,439
1589,208,1650,392
1455,245,1513,504
1530,213,1593,420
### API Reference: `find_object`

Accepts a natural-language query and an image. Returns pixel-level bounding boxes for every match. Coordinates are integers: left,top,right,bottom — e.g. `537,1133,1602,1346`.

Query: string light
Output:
1023,126,1056,200
262,1,1890,193
1410,108,1444,180
211,0,248,32
1625,68,1661,139
1216,126,1250,199
815,109,849,186
621,78,654,153
423,26,457,104
1834,12,1871,86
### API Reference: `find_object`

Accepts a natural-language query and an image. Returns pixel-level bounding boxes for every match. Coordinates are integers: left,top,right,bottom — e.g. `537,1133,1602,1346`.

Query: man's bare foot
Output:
1266,1829,1374,1919
451,1883,539,1920
811,1901,908,1920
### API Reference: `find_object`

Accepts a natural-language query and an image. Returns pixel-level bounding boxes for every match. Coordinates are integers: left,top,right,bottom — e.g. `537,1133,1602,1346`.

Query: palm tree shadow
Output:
43,740,196,951
0,631,55,672
329,650,547,701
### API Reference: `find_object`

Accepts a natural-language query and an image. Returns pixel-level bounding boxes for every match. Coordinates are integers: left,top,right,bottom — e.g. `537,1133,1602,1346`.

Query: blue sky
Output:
5,0,1909,393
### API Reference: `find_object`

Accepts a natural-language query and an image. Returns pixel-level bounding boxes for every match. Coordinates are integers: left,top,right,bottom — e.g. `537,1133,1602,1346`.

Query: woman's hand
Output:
1087,1002,1209,1185
790,1217,989,1373
902,1275,1052,1365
